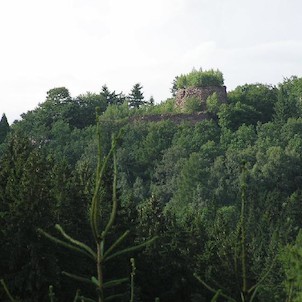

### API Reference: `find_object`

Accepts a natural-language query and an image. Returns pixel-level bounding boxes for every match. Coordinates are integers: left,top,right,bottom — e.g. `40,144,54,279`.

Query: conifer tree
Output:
128,83,144,108
101,85,125,105
0,113,10,144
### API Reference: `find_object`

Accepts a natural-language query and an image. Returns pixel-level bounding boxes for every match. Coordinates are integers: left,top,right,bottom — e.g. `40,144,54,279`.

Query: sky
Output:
1,0,302,123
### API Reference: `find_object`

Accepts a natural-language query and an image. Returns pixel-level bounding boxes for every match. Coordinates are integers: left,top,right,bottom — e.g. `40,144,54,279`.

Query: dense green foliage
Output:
176,68,224,89
1,74,302,301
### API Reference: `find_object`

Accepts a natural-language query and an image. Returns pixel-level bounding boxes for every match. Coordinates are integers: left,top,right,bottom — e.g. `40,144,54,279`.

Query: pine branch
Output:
104,236,158,262
90,129,122,241
37,228,95,260
0,279,17,302
90,118,107,241
55,224,96,259
211,289,222,302
248,256,276,294
103,230,130,259
103,277,129,289
130,258,136,302
102,138,118,238
94,113,103,239
193,274,237,302
48,285,55,302
77,296,97,302
62,271,95,286
73,289,81,302
249,286,259,302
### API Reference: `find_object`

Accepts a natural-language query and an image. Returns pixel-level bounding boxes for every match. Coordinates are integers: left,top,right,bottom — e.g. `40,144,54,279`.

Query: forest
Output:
1,69,302,302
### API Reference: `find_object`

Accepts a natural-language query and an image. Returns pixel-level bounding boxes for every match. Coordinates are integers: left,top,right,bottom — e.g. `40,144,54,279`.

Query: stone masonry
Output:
175,86,227,111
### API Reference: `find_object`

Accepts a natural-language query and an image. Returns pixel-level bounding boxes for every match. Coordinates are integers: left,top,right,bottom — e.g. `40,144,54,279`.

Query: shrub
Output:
183,97,202,113
206,92,220,115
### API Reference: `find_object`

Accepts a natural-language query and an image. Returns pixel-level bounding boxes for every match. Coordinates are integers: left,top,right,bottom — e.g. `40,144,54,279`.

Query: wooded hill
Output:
1,70,302,301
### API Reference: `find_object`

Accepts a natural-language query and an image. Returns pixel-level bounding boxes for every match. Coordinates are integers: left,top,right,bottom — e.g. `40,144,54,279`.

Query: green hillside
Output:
1,73,302,301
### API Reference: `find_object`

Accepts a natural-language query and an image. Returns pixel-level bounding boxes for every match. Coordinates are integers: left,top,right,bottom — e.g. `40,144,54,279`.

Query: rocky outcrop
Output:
175,86,227,111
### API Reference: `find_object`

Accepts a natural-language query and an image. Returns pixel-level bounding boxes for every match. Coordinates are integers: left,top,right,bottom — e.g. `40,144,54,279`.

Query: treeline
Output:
1,73,302,301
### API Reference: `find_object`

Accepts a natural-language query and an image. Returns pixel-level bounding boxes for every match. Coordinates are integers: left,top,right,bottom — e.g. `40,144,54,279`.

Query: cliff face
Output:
175,86,227,111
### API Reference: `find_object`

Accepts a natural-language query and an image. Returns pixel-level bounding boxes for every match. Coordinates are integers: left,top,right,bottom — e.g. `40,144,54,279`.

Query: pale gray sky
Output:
1,0,302,123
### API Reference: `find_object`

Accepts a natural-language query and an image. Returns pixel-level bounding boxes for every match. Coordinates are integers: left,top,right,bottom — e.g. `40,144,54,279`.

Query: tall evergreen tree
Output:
100,85,125,105
0,113,10,144
128,83,145,108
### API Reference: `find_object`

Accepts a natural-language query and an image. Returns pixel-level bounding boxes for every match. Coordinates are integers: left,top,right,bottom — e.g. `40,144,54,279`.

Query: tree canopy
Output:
2,73,302,301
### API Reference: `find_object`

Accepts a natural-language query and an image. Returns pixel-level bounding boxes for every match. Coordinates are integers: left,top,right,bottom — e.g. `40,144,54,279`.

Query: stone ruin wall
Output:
129,86,227,125
175,86,227,111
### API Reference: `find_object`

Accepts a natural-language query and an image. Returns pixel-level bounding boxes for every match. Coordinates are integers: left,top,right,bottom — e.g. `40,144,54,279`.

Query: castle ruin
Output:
175,85,227,111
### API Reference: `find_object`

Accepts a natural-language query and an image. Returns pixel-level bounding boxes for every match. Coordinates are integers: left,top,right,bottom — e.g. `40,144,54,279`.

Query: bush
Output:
206,92,220,115
183,97,202,113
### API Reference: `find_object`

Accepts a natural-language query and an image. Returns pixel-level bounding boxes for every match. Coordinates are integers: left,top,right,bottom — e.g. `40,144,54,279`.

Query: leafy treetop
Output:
176,68,224,89
46,87,71,104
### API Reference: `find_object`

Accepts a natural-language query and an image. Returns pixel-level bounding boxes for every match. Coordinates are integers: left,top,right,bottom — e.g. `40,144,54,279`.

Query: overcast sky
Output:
1,0,302,123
